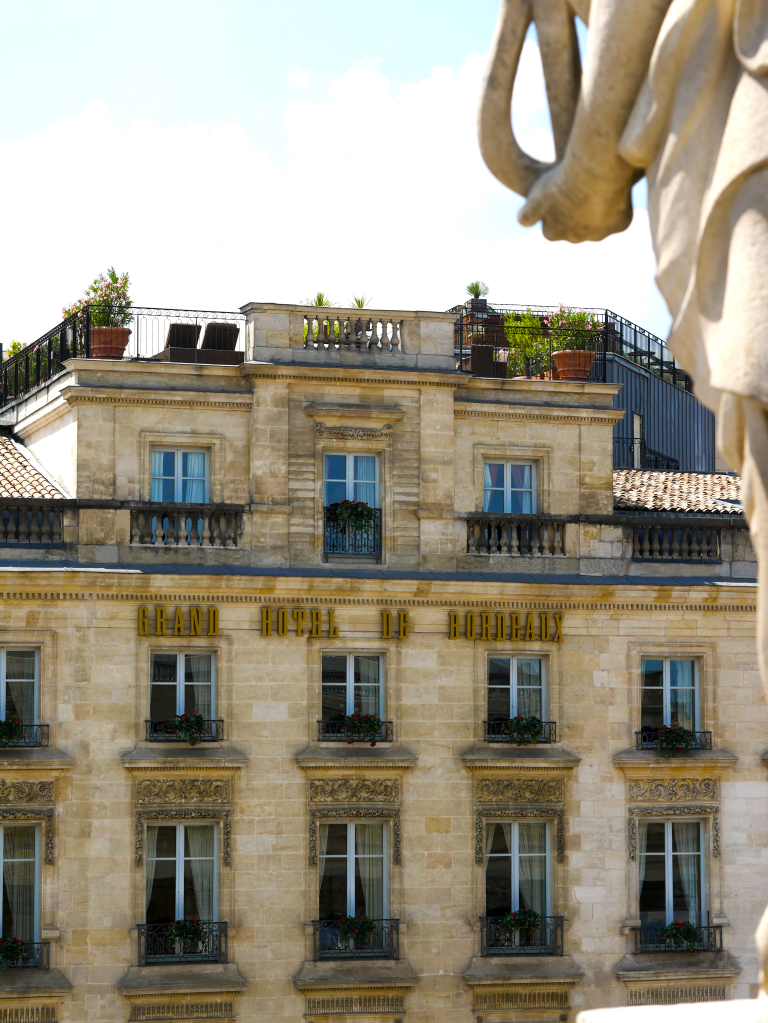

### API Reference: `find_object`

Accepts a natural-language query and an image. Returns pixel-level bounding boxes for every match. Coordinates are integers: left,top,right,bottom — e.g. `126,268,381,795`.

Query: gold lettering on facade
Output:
260,607,341,638
173,607,184,636
381,611,392,639
277,608,288,636
310,609,322,637
447,612,565,641
138,606,149,635
398,611,409,638
448,612,459,639
189,606,202,636
138,606,219,636
293,608,306,637
328,609,338,638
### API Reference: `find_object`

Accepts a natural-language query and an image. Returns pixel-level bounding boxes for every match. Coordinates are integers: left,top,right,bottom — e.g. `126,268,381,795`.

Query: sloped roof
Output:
0,436,67,499
613,469,741,515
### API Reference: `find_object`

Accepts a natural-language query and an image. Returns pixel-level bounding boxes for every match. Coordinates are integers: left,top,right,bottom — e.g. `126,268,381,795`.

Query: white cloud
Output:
286,68,312,91
0,42,671,349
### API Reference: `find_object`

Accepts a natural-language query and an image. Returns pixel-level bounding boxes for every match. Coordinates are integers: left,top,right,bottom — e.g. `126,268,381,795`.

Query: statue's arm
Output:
519,0,672,241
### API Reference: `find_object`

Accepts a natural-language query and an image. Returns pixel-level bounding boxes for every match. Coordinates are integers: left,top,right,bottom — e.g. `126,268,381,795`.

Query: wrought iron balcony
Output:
0,941,49,968
484,720,556,744
146,720,224,743
323,507,382,560
635,730,712,751
0,724,49,749
613,438,680,471
312,919,399,960
137,922,228,965
480,915,564,956
129,505,242,547
465,515,566,556
634,924,722,953
318,720,393,743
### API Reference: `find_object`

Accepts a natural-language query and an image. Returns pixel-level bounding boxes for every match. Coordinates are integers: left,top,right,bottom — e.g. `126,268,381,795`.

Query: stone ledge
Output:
295,746,418,770
614,951,741,982
117,963,248,997
0,969,72,997
461,954,584,986
0,748,74,769
614,749,738,772
120,746,248,770
303,402,406,422
460,745,581,771
294,958,418,991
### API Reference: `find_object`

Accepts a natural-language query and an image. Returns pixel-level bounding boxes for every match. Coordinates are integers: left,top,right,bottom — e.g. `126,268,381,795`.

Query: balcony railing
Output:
146,720,224,743
0,306,246,407
484,720,556,744
634,924,722,953
318,720,393,743
129,506,242,547
466,515,565,556
635,730,712,751
312,919,399,960
0,724,49,749
613,438,680,471
323,507,382,559
0,941,50,969
632,524,721,561
137,922,228,965
0,502,65,545
480,916,564,956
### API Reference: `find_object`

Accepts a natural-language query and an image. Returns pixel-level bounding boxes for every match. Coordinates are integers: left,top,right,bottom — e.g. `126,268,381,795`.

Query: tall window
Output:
150,653,214,723
485,822,548,918
324,454,377,507
641,659,697,732
483,463,535,514
321,654,381,723
319,822,385,921
151,450,208,503
488,657,543,721
0,650,37,725
145,823,216,923
638,820,703,928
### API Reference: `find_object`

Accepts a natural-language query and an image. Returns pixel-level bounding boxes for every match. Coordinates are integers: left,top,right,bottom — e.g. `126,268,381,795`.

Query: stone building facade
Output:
0,301,759,1023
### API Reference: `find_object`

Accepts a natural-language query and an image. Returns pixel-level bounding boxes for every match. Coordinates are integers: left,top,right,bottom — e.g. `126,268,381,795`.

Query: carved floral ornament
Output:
628,779,718,802
134,777,233,866
315,422,394,440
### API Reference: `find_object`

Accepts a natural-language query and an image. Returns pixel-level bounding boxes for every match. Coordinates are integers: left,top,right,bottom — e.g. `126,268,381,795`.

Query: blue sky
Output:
0,1,669,345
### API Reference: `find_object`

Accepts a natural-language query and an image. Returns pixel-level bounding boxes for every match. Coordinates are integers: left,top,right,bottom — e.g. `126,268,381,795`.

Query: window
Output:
633,413,643,469
319,822,385,920
483,462,535,514
150,653,214,723
324,454,377,508
485,821,548,918
641,659,697,732
638,820,703,928
145,823,216,924
0,650,37,725
487,657,544,721
151,450,208,503
321,654,381,723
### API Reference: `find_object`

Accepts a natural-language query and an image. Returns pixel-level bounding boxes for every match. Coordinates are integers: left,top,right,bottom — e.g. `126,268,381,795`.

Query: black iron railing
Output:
137,922,228,965
323,507,382,559
634,924,722,953
613,438,680,471
312,919,399,960
0,941,50,968
484,721,556,744
0,724,49,749
635,730,712,751
318,720,393,742
480,916,563,956
1,306,246,407
146,720,224,743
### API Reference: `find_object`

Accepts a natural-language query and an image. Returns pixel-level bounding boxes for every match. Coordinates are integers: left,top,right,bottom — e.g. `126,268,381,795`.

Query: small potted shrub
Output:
0,718,23,748
657,920,701,952
656,724,696,756
499,908,541,946
159,713,208,746
0,936,30,969
63,267,133,359
334,500,374,531
336,914,376,949
166,919,204,951
546,304,603,381
502,715,543,746
341,713,383,746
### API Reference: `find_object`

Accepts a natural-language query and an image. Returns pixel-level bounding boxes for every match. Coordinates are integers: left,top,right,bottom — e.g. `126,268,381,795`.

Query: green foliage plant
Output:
334,500,374,531
336,915,376,948
503,715,543,746
0,718,23,748
657,920,701,952
350,295,371,308
159,713,208,746
166,919,204,949
341,713,383,746
499,908,541,934
0,937,31,969
62,267,132,328
656,723,696,756
466,281,489,299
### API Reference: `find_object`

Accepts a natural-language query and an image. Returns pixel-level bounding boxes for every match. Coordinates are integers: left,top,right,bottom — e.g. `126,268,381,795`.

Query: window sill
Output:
614,951,741,982
461,745,581,771
120,745,248,769
0,747,74,768
118,963,248,998
0,969,72,997
614,748,738,769
462,954,584,985
295,745,418,769
293,958,418,991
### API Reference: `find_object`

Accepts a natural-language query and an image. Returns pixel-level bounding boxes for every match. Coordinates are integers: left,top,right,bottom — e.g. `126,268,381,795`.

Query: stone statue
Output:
479,1,768,1018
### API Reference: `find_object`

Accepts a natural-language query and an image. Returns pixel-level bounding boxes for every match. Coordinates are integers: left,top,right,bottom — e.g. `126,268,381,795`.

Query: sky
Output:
0,0,670,347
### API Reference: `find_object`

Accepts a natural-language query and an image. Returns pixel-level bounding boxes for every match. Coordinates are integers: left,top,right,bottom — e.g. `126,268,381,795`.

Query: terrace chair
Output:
151,323,202,363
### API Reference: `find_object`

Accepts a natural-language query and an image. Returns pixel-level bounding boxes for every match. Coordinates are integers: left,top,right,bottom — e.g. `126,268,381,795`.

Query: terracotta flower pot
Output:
90,326,131,359
551,349,595,381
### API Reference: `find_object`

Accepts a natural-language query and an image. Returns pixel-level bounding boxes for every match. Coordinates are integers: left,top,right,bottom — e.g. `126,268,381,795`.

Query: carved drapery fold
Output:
628,805,720,859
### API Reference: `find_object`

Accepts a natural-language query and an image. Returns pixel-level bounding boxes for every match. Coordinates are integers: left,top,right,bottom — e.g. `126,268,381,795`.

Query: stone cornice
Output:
454,405,625,426
60,386,252,412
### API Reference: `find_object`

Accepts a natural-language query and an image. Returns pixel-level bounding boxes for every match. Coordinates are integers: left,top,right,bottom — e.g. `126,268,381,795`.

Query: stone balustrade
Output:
466,514,566,556
129,505,242,547
632,523,721,561
0,502,64,543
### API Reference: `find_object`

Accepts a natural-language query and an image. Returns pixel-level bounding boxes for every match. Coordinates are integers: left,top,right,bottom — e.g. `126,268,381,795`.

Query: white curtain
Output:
3,827,35,941
485,822,511,868
145,826,159,912
182,453,206,503
151,451,167,502
185,655,212,718
637,820,648,900
353,456,376,507
673,822,700,926
354,656,380,717
317,824,330,897
517,823,546,917
186,825,214,920
516,659,542,719
670,660,696,730
5,652,35,725
355,824,383,920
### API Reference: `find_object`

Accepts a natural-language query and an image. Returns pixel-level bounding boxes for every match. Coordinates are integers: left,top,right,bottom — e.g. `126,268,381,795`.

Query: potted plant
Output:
62,267,133,359
159,712,208,746
0,936,30,970
336,915,376,949
655,723,696,755
0,718,23,748
341,713,383,746
334,500,374,531
546,304,603,381
504,309,551,378
166,919,204,951
502,715,543,746
657,920,701,952
466,281,489,314
499,908,541,946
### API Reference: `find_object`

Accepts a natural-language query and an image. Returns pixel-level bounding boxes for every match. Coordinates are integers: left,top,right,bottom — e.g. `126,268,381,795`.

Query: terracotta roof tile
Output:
0,436,66,500
613,469,741,515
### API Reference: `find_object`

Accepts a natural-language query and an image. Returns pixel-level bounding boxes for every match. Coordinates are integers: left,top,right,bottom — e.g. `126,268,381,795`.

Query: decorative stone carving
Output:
129,1003,234,1022
0,780,54,803
475,808,564,864
135,778,231,805
135,809,232,866
309,777,399,803
0,1010,57,1023
473,990,570,1011
309,807,400,865
315,422,393,440
628,805,720,860
306,995,404,1017
475,777,562,803
0,808,55,864
627,987,727,1006
629,779,718,801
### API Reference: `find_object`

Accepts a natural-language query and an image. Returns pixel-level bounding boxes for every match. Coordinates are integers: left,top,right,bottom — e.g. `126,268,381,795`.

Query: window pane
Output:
1,827,35,941
146,826,177,925
324,823,347,856
353,656,380,716
151,654,178,721
353,456,375,483
671,823,701,925
324,455,347,481
319,823,347,918
324,481,346,507
151,478,176,503
670,688,695,731
484,464,504,489
354,824,383,918
641,660,664,687
508,490,532,514
508,465,532,490
638,821,666,928
485,824,512,916
4,653,35,681
181,452,206,503
184,655,212,718
488,658,511,721
670,660,695,688
518,823,547,917
640,687,664,731
322,655,347,722
183,825,214,920
517,659,542,719
487,823,512,855
4,680,33,724
152,451,176,478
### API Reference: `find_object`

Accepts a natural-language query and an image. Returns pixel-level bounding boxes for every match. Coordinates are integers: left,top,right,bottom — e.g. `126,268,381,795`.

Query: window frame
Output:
319,820,388,918
323,453,379,509
487,655,546,721
150,650,216,719
0,648,38,724
145,821,218,923
0,823,40,942
483,460,536,515
640,657,699,730
638,818,705,928
321,652,384,720
151,448,210,504
485,820,551,917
